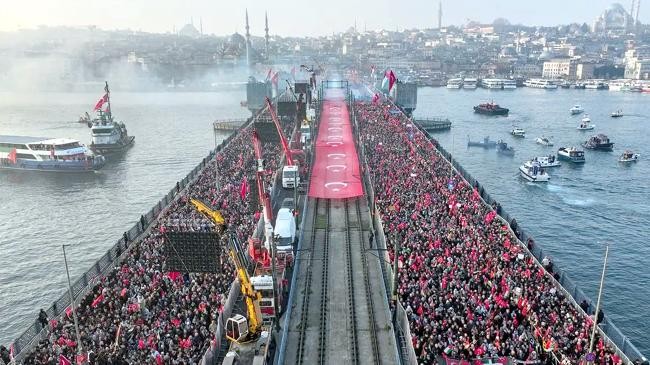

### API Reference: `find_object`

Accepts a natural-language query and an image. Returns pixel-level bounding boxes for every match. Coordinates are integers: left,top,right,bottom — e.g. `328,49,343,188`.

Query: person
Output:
1,345,10,363
368,231,374,248
38,308,48,330
580,299,590,314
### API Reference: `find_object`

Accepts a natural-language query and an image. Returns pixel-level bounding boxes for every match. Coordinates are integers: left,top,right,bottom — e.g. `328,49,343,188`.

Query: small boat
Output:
88,82,135,155
511,127,526,137
496,140,515,156
467,136,497,148
0,135,105,172
535,136,554,146
524,155,561,168
611,110,624,118
519,161,550,182
473,102,509,116
619,150,640,163
577,115,595,130
583,134,614,151
570,105,584,115
558,147,586,163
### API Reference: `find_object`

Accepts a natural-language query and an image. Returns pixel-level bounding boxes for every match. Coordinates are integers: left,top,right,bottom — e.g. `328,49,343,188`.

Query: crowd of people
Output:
356,101,624,365
16,118,287,364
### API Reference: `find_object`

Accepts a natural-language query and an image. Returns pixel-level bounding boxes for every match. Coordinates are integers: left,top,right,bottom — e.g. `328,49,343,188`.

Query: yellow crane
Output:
189,198,263,343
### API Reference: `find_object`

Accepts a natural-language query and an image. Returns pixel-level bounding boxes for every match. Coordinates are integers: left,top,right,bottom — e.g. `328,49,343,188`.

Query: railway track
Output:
344,199,361,364
317,199,331,364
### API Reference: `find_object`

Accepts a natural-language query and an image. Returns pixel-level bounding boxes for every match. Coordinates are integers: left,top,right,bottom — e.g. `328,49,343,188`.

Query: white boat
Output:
608,80,631,91
569,105,584,115
511,127,526,137
524,155,561,168
577,115,595,130
0,135,105,172
463,78,478,89
502,79,517,89
558,146,586,163
480,78,504,89
584,80,607,89
524,78,558,89
535,136,554,146
610,110,623,118
446,78,463,89
519,162,550,182
619,151,640,163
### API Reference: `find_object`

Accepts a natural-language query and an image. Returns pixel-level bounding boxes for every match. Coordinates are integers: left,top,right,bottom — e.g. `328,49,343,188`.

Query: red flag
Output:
271,72,279,87
240,178,248,200
65,306,72,318
59,354,72,365
91,293,104,308
93,93,108,111
372,93,379,104
388,70,397,92
76,353,87,365
7,148,17,164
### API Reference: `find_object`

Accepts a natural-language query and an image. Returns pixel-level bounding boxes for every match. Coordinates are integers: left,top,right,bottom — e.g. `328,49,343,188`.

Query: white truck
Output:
274,207,296,253
282,165,300,189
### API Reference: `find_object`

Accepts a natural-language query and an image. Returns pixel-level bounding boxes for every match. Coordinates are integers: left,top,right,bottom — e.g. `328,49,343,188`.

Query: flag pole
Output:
104,81,112,121
587,244,609,364
62,245,84,359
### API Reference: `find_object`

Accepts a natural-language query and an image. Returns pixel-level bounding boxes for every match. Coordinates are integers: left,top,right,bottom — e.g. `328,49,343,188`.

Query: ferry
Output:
558,146,586,163
607,80,631,91
0,135,105,172
523,79,558,89
570,105,584,115
502,79,517,89
446,78,463,89
463,78,478,89
473,102,509,116
524,155,561,168
519,161,550,182
481,78,504,89
584,80,607,90
88,82,135,155
583,134,614,151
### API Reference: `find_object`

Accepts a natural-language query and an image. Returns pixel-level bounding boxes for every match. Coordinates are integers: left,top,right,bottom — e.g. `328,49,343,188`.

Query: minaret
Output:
200,17,203,36
245,9,251,67
438,1,443,30
265,11,270,60
636,0,641,29
630,0,636,29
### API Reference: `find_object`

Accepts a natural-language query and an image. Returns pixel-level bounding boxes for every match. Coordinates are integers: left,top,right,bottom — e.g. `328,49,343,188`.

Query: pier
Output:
414,116,452,131
213,119,248,131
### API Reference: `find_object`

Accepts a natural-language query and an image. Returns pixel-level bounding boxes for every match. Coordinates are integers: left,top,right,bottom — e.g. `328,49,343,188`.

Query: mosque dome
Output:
229,32,247,48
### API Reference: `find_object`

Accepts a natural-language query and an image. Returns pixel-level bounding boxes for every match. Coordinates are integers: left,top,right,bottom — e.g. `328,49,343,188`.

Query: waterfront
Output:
416,87,650,355
0,90,247,346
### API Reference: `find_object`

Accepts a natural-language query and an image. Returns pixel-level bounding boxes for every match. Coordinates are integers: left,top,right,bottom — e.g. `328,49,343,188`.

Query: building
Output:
513,63,542,77
624,46,650,79
542,58,577,79
576,63,597,80
592,3,634,32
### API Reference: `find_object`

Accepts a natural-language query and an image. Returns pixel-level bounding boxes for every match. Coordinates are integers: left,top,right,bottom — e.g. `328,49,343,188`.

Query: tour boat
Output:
473,102,509,116
87,82,135,155
610,110,624,118
535,136,554,146
583,134,614,151
467,136,497,148
577,115,595,130
463,78,478,89
523,79,558,89
570,105,584,115
519,161,550,182
619,151,639,163
558,147,586,163
446,78,463,89
524,155,561,168
496,140,515,156
511,127,526,137
0,135,105,172
584,80,607,90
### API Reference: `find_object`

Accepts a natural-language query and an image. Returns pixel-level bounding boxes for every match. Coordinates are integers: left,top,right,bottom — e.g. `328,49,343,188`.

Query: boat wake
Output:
545,184,597,206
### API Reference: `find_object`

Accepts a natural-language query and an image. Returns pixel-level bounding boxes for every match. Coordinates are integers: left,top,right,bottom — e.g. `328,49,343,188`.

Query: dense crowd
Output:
16,120,287,364
356,101,623,365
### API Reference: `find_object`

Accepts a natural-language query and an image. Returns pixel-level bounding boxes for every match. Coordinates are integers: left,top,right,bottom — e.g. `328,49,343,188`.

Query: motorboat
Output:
569,105,584,115
577,115,595,130
511,127,526,137
467,136,497,148
496,140,515,156
619,151,640,163
558,147,586,163
474,102,509,116
583,134,614,151
519,161,550,182
524,155,561,168
611,110,624,118
535,136,554,146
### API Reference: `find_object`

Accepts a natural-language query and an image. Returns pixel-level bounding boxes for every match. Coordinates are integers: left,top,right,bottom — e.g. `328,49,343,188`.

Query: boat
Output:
480,78,503,89
535,136,554,146
463,78,478,89
496,140,515,156
511,127,526,137
569,105,584,115
608,80,631,91
502,79,517,89
610,110,624,118
524,155,561,168
519,161,550,182
619,151,640,163
583,134,614,151
559,81,572,89
88,82,135,155
577,115,595,130
446,78,463,89
0,135,105,172
473,102,509,116
558,147,586,163
584,80,607,90
574,82,586,89
467,136,497,148
523,78,558,89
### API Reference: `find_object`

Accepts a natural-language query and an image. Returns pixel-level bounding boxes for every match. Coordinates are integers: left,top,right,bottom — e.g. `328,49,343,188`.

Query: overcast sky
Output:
0,0,647,36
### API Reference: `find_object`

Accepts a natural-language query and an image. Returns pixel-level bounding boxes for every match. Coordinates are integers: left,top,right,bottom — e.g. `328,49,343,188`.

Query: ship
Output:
0,135,105,172
473,102,509,116
583,134,614,151
88,82,135,155
558,146,586,163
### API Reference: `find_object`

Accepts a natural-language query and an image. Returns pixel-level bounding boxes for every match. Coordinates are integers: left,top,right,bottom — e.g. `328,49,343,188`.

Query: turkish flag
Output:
7,148,17,164
239,178,248,200
93,93,108,111
59,354,72,365
388,70,397,92
91,293,104,308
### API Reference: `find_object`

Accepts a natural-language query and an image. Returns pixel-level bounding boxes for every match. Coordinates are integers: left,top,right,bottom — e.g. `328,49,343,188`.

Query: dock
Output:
414,117,451,131
213,118,247,131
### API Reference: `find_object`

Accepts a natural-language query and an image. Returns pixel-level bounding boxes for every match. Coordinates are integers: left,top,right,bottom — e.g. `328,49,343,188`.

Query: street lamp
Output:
587,244,609,364
62,245,83,360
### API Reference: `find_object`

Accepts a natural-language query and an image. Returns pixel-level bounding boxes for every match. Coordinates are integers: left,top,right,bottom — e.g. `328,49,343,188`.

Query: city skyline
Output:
0,0,647,37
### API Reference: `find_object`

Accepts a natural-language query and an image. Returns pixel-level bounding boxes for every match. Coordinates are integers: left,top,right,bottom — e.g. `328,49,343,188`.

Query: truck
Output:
282,165,300,188
274,207,296,253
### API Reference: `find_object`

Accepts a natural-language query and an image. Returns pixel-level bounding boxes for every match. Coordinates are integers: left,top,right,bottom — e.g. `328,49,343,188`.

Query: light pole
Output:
588,244,609,364
270,234,281,333
213,125,221,191
62,245,83,359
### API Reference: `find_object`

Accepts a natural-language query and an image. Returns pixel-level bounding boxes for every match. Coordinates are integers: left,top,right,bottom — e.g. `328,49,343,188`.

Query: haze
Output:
0,0,647,36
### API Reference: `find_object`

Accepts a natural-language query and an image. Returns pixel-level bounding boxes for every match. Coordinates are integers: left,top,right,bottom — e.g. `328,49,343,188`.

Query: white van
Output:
282,165,300,188
275,208,296,252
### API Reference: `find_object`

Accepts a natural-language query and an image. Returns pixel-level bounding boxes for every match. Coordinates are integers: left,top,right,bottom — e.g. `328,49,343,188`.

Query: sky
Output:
0,0,647,36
